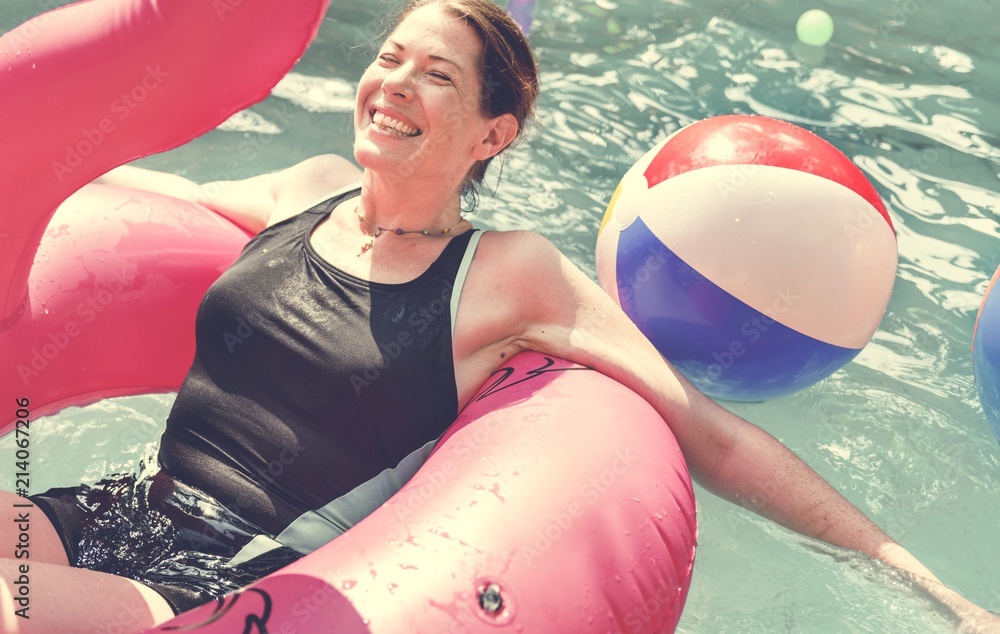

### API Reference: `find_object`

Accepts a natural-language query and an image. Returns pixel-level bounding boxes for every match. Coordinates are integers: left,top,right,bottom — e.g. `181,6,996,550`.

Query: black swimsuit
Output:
31,186,484,613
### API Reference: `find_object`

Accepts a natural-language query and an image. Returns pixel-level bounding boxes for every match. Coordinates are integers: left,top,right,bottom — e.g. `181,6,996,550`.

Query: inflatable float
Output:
1,0,697,631
973,265,1000,444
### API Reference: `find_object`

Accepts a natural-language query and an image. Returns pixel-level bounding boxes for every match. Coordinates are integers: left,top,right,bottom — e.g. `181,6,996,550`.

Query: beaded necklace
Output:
354,205,466,256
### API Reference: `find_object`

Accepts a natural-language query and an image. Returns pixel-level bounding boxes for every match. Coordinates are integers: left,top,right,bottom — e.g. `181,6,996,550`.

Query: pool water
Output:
3,0,999,632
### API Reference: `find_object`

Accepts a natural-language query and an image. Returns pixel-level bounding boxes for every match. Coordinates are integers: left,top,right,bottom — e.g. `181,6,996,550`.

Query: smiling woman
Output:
3,0,1000,631
355,0,538,206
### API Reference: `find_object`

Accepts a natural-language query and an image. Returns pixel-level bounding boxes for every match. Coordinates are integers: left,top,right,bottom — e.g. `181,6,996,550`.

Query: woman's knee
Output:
0,559,174,633
0,564,28,632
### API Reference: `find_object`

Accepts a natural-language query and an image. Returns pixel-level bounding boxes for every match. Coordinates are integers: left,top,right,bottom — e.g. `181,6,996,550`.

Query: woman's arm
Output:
497,230,999,632
95,154,362,234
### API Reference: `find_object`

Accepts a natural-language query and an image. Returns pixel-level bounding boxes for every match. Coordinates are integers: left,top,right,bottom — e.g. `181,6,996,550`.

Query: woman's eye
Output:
375,53,450,83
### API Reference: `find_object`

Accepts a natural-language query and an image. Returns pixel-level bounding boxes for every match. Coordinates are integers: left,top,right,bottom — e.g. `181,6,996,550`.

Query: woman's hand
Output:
489,230,997,629
917,576,1000,633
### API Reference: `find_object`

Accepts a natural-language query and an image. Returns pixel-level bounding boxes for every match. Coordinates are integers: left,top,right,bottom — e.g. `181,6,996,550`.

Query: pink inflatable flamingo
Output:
0,0,327,428
0,1,697,631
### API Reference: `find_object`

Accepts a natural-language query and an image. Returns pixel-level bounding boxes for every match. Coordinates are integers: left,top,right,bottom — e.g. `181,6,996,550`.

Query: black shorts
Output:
29,469,301,615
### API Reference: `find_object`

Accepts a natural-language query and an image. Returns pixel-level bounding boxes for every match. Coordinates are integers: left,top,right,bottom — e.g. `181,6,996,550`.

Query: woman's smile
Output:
370,108,422,137
369,108,421,137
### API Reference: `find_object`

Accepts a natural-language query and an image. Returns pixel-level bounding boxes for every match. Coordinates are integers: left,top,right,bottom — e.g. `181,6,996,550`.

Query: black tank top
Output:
158,187,479,547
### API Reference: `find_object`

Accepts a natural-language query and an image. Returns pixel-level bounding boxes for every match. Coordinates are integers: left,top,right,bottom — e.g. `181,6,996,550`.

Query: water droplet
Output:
342,579,357,590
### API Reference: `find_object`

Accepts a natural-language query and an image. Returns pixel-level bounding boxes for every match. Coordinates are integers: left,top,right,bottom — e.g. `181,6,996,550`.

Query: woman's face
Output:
353,4,504,191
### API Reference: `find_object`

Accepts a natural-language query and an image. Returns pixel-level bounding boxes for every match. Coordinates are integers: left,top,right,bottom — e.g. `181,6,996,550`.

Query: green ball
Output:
796,9,834,46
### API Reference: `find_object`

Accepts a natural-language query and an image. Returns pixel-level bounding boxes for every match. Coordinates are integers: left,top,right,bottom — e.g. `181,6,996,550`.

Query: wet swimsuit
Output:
31,185,484,613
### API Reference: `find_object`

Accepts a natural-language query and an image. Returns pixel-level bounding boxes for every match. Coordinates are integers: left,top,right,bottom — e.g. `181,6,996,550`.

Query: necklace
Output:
354,206,466,256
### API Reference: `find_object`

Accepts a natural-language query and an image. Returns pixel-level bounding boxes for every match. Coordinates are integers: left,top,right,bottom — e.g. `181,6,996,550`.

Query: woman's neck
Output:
356,170,465,231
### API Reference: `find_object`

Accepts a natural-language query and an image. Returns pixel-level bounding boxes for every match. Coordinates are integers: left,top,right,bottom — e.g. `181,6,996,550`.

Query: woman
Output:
1,0,997,631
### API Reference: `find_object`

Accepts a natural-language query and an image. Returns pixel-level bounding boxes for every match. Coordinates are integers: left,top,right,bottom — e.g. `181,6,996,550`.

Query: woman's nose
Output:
381,64,414,100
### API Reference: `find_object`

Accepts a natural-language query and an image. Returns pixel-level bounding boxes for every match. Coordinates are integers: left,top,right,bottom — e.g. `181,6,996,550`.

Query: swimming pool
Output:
2,0,998,631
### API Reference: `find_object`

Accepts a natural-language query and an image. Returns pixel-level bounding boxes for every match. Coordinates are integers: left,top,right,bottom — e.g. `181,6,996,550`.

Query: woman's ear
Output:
474,113,519,161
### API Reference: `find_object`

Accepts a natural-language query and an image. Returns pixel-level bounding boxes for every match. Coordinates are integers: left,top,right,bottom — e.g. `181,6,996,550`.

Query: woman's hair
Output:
390,0,540,203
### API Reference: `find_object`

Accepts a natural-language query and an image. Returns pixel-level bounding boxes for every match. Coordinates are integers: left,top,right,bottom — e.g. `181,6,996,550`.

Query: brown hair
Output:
391,0,540,201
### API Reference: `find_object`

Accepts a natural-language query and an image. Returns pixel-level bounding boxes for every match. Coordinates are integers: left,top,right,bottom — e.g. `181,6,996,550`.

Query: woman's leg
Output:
0,490,175,631
0,490,69,566
0,559,174,633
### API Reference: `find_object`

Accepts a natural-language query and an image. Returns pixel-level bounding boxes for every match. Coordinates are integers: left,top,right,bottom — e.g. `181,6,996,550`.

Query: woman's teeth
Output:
372,111,420,137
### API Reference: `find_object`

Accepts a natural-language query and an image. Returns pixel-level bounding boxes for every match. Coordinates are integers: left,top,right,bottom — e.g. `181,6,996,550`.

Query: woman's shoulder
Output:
283,154,361,186
462,229,569,314
475,229,558,263
473,229,566,281
267,154,363,226
452,229,563,368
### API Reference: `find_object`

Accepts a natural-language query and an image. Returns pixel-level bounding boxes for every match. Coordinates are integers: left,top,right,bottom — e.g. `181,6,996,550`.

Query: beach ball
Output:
973,266,1000,443
596,114,897,401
